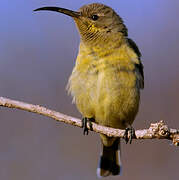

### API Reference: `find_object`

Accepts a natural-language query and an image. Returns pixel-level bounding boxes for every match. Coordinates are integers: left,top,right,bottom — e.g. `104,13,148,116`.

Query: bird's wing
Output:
127,38,144,89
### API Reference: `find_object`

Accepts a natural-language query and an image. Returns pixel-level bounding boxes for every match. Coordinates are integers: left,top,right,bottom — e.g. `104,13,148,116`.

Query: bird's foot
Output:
82,117,94,135
124,126,136,144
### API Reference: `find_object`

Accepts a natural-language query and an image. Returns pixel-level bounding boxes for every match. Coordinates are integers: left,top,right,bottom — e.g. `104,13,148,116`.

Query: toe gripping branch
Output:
82,117,95,135
124,126,136,144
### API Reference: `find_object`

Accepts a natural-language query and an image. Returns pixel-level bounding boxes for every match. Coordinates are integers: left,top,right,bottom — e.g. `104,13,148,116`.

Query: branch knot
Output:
149,120,170,138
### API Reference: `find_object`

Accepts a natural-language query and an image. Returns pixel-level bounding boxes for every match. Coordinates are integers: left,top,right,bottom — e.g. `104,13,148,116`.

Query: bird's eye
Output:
91,15,99,21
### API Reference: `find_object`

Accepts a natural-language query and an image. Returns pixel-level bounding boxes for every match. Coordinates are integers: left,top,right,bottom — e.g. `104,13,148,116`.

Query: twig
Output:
0,96,178,146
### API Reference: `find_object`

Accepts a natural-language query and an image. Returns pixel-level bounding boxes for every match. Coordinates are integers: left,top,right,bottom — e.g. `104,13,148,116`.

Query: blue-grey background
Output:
0,0,179,179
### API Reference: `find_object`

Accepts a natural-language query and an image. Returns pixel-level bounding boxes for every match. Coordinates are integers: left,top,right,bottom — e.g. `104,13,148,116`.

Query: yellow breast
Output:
67,41,140,129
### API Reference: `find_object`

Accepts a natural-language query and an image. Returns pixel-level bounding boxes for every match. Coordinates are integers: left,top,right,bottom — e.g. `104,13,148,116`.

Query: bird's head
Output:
34,3,127,45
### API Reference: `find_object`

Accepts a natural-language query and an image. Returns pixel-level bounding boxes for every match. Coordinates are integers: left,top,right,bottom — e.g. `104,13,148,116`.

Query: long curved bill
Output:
34,6,80,18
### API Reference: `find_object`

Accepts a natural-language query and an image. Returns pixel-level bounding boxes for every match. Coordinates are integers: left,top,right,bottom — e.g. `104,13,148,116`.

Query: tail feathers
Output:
97,139,121,178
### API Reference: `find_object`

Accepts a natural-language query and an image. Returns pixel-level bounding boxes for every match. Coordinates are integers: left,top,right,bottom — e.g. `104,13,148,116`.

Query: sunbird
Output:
34,3,144,177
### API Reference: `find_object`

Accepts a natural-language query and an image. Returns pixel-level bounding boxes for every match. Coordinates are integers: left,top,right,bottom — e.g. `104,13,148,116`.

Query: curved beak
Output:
34,6,80,18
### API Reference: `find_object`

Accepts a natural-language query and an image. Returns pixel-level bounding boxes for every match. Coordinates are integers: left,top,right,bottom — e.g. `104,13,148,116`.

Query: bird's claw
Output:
124,126,136,144
82,117,94,135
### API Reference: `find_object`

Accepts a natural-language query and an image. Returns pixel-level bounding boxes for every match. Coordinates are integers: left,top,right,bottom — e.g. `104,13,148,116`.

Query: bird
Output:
34,3,144,177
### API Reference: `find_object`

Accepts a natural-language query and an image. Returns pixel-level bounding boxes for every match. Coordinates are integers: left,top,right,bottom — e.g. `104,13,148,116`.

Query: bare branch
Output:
0,96,178,146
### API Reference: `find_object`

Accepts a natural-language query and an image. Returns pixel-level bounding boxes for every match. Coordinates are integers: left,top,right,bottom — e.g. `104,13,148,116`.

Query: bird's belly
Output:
68,66,140,129
94,86,140,129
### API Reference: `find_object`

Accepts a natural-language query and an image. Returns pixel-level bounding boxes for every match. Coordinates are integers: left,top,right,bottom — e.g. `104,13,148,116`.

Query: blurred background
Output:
0,0,179,179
